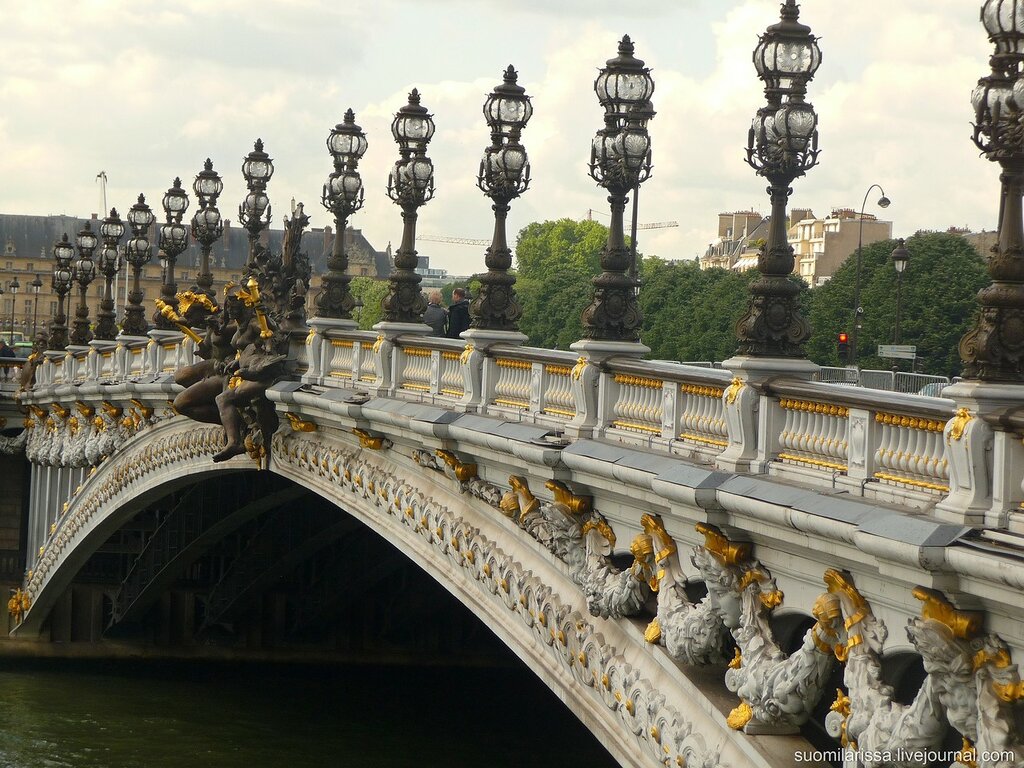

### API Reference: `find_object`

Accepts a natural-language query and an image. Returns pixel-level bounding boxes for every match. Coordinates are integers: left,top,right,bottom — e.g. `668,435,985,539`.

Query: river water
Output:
0,659,618,768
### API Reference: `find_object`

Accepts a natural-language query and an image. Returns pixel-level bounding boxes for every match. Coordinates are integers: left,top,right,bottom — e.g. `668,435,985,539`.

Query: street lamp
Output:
190,159,224,311
48,234,75,350
581,36,655,344
122,194,156,337
735,0,821,358
154,177,190,330
70,222,97,345
7,276,19,343
382,89,435,324
316,108,368,320
959,1,1024,380
471,65,533,333
94,208,126,340
849,184,891,364
30,273,42,339
891,238,909,347
239,139,273,269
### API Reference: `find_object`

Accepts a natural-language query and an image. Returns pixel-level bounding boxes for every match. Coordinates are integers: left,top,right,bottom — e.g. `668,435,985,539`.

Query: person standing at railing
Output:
446,287,471,338
424,290,447,337
0,338,12,381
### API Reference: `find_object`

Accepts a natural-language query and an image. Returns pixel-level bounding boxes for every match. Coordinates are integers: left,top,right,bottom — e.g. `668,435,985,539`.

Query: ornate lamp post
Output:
581,36,655,344
470,65,534,334
30,273,42,339
122,194,156,337
382,89,435,325
154,178,190,329
48,234,74,350
850,185,891,364
891,238,909,347
959,2,1024,380
316,109,368,320
94,208,126,340
70,222,98,345
239,139,273,268
7,276,18,343
190,159,224,303
735,0,821,358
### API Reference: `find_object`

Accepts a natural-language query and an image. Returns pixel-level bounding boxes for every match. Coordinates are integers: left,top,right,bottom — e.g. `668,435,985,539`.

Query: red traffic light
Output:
837,332,849,344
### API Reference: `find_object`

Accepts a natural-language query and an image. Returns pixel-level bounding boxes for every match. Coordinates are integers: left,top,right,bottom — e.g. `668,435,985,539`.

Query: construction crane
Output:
585,209,678,229
419,235,490,246
420,214,678,248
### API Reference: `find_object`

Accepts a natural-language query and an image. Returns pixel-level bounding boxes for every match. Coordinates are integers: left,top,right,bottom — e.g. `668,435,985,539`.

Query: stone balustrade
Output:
19,326,1024,526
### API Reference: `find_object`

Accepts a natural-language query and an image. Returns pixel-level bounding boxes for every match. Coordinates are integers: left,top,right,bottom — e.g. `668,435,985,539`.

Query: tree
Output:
807,232,989,377
350,277,389,330
515,219,609,349
638,258,760,362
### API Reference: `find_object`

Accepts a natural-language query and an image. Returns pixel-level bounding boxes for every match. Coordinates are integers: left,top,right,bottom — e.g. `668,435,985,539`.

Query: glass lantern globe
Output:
328,109,369,164
53,234,75,268
162,177,190,220
753,3,821,94
126,194,156,235
594,36,654,121
484,66,534,139
391,89,435,151
76,223,98,255
193,158,224,201
773,101,818,153
242,139,274,185
100,209,125,243
982,0,1024,54
160,222,189,252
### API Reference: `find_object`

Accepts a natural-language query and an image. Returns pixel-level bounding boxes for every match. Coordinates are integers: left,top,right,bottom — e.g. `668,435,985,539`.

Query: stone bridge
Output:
2,328,1022,768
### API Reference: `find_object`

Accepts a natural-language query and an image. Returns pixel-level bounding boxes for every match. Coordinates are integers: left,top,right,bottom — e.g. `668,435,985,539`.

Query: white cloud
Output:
0,0,1008,279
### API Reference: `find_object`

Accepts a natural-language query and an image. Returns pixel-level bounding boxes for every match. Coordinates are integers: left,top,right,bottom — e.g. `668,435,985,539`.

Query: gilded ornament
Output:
352,428,390,450
912,586,982,640
570,356,588,380
285,413,317,433
696,522,751,567
724,376,744,405
726,701,753,730
435,449,478,482
948,408,973,442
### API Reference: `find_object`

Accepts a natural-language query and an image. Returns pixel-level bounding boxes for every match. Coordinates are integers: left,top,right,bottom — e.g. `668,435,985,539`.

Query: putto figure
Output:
171,207,311,465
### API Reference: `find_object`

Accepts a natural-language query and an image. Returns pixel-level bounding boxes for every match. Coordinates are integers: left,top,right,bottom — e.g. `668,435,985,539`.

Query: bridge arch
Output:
16,418,754,768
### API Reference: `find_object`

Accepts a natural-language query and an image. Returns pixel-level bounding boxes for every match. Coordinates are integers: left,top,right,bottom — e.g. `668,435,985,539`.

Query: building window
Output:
50,301,57,316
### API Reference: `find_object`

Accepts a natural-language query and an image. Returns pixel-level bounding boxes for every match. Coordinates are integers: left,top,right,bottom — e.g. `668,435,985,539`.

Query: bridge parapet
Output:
16,328,1024,528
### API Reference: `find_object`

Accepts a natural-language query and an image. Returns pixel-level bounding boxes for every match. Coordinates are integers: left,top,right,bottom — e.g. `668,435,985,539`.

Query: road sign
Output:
878,344,917,359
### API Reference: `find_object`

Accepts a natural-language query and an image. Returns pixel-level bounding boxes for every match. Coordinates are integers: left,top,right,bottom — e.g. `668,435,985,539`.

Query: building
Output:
699,211,767,270
788,207,892,286
0,212,390,338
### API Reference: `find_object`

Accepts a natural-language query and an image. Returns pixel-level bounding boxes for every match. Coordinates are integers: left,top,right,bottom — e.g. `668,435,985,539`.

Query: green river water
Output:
0,660,618,768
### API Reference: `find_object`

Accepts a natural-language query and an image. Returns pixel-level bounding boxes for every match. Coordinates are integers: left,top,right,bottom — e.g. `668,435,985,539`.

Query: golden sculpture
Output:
435,449,478,482
285,413,317,433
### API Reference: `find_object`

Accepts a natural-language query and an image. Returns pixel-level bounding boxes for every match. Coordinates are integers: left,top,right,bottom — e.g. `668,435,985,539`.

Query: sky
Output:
0,0,997,277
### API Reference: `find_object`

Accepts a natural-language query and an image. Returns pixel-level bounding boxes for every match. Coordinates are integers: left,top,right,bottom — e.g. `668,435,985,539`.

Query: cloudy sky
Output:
0,0,996,276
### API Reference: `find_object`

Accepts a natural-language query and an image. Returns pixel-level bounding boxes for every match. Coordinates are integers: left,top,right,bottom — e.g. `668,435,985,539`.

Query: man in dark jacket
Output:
423,290,447,337
446,287,471,338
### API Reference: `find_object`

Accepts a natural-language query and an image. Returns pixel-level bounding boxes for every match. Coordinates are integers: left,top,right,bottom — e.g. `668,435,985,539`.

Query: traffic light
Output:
837,332,850,364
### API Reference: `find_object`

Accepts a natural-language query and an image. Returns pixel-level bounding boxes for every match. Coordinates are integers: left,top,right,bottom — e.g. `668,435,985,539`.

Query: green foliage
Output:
638,258,757,362
515,218,609,281
807,232,988,377
349,277,389,330
515,219,609,349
